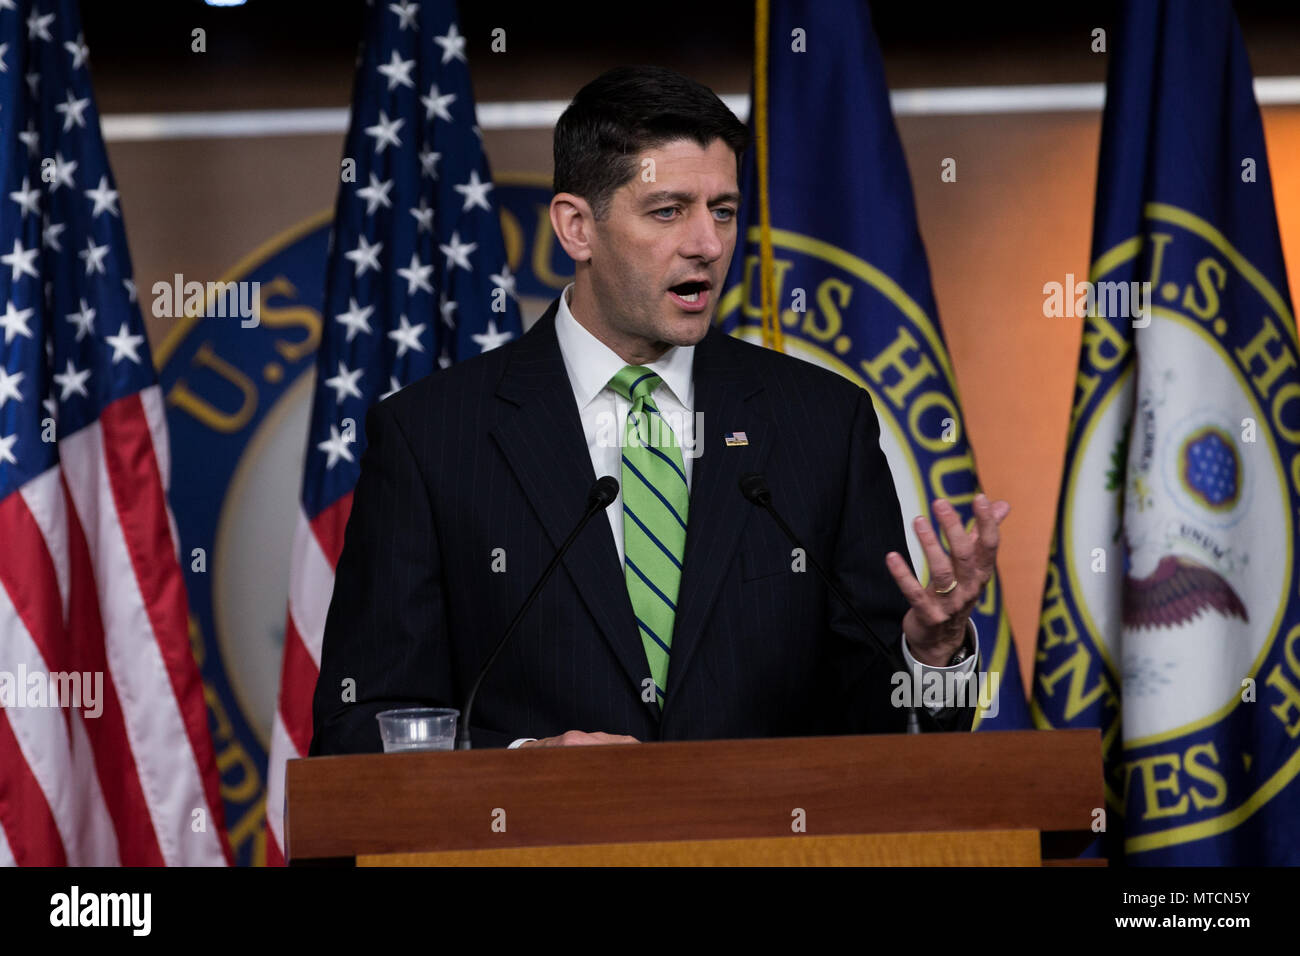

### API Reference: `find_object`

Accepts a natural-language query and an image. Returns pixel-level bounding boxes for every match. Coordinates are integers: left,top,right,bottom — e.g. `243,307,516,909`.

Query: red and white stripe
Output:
0,387,231,866
264,493,351,865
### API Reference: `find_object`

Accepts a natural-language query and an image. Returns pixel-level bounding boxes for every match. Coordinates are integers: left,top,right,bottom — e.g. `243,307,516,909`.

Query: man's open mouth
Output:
667,280,711,310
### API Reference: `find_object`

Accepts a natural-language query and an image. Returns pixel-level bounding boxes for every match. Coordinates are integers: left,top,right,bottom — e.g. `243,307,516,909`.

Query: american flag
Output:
264,0,521,865
0,0,229,865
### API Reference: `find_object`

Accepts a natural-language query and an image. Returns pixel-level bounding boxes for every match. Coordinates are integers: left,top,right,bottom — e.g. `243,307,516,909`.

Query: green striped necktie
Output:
608,365,689,709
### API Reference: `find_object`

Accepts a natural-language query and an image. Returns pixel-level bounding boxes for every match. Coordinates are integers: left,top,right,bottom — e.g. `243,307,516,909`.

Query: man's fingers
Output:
934,498,976,580
914,512,955,589
972,493,1011,568
895,496,1011,618
971,493,997,565
562,731,639,745
886,550,935,617
525,730,641,747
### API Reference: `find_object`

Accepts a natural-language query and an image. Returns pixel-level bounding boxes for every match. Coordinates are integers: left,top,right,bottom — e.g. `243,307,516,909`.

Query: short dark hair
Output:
553,66,750,221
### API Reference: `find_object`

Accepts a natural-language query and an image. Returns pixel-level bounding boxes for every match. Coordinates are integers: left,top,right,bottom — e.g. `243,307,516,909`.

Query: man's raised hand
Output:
884,492,1010,667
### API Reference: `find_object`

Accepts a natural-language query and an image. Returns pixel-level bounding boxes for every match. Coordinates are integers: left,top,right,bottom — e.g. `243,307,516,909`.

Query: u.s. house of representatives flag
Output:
0,0,229,864
1033,0,1299,863
263,0,521,865
719,0,1030,729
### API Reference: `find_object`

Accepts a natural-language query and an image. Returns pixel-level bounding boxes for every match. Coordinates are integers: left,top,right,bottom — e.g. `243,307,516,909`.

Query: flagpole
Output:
754,0,784,352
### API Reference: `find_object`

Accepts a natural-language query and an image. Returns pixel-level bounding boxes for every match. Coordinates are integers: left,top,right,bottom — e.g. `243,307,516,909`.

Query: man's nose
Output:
680,204,725,261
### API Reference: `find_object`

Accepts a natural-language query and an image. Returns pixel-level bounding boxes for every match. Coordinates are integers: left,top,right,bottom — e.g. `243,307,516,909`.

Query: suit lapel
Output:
490,301,649,704
664,327,770,711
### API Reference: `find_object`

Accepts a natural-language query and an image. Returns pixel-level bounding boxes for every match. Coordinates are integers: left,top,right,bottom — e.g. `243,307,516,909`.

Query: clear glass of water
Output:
376,707,459,752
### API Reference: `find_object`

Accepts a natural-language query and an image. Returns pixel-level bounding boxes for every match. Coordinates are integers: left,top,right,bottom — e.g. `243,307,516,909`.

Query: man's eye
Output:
714,207,736,221
653,207,678,219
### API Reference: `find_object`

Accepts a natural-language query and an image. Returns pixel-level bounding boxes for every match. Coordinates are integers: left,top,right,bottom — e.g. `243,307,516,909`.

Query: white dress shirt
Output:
508,284,978,746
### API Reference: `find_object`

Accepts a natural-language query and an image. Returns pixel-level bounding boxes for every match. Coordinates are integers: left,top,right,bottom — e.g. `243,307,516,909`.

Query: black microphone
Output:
738,472,954,734
456,476,620,749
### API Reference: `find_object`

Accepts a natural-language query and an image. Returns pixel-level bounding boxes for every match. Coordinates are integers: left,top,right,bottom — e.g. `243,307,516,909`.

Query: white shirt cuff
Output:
508,737,537,749
901,618,980,727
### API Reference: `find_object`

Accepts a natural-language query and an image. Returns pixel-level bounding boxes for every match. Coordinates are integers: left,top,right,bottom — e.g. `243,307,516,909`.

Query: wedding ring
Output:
932,579,958,595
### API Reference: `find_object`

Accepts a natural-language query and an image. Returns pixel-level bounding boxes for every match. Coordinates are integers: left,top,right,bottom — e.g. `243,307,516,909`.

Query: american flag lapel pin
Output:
724,431,749,447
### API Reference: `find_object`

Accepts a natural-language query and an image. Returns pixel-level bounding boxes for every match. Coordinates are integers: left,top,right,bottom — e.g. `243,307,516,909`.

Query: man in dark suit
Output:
310,66,1008,754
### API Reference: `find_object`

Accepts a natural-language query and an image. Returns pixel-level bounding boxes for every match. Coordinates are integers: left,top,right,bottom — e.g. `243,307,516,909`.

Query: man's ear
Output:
549,192,596,264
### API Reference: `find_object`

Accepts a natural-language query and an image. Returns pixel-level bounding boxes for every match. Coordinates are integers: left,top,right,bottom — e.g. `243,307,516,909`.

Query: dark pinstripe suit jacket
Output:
311,297,967,753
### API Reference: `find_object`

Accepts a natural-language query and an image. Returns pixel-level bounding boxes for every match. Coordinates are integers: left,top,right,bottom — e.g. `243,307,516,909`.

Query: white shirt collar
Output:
554,282,694,409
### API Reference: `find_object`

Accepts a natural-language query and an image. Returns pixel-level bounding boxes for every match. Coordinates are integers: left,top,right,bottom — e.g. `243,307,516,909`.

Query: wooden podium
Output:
285,729,1102,866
